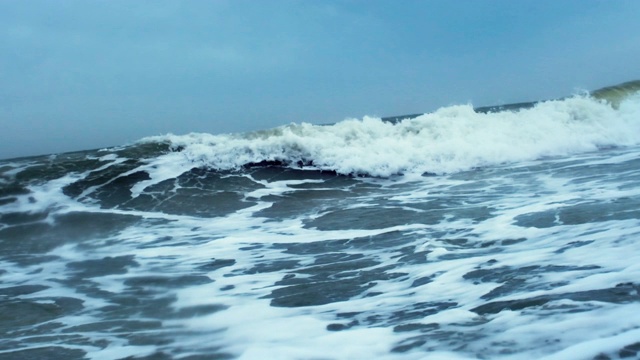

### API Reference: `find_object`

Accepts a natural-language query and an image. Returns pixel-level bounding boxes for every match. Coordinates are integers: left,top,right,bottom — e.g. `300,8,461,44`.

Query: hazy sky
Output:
2,0,640,159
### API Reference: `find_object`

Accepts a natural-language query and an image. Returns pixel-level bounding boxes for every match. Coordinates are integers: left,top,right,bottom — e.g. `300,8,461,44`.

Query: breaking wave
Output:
140,89,640,177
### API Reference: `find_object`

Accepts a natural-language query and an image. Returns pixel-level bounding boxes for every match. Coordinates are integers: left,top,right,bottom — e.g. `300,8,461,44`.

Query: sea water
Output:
1,94,640,359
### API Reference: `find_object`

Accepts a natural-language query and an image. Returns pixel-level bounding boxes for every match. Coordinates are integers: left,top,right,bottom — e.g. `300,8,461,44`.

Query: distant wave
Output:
591,80,640,108
138,81,640,178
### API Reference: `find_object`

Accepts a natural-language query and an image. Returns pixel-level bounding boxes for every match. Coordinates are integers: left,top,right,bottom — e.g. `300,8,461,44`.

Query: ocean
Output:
2,82,640,360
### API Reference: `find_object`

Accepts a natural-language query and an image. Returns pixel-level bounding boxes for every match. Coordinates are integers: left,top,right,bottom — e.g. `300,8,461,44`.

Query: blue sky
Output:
2,0,640,159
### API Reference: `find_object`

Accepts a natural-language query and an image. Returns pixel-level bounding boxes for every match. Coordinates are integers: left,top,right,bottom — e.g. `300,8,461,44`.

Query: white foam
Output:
540,325,640,360
138,95,640,178
4,132,640,359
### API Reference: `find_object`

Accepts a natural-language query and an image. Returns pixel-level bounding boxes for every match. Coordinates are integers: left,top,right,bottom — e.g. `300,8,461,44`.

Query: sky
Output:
1,0,640,159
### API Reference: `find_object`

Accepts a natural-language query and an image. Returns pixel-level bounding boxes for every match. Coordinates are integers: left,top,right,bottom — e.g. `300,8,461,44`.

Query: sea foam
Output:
141,94,640,177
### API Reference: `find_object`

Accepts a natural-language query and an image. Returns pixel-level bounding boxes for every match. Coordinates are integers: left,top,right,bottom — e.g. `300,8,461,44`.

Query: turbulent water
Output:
2,85,640,360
